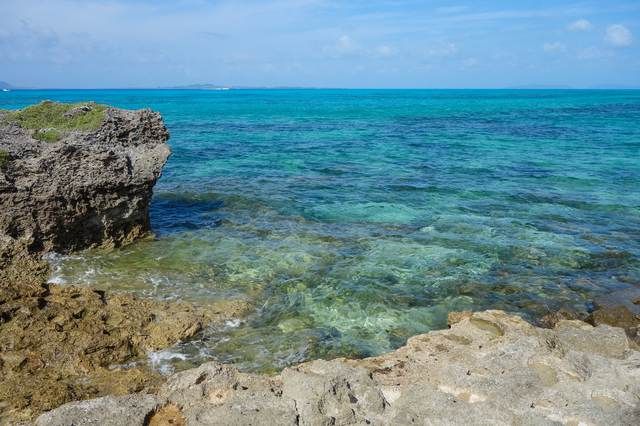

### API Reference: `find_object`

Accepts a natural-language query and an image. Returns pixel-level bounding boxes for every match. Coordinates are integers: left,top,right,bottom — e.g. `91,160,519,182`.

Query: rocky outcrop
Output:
0,280,250,423
37,310,640,425
0,102,253,423
0,104,170,255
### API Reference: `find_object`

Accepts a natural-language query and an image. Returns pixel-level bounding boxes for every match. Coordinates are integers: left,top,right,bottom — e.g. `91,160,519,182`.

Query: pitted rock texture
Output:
0,278,251,423
0,105,170,254
37,310,640,425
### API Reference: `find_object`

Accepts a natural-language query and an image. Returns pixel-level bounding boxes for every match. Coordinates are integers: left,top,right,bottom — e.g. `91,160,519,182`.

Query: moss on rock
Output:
33,128,63,142
4,101,107,142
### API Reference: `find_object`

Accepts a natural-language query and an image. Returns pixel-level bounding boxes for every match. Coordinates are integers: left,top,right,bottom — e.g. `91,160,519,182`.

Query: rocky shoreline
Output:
0,102,250,423
0,101,170,254
37,310,640,425
1,102,639,424
0,279,249,423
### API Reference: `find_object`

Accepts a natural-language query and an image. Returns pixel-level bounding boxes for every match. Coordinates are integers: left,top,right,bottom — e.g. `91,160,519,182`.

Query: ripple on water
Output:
30,88,640,374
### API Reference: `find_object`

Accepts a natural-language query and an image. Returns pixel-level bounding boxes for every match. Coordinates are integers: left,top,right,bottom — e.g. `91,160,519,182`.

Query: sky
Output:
1,0,639,88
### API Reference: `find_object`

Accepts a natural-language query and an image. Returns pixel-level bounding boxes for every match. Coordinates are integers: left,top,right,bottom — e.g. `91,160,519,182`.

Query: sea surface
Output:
2,89,639,373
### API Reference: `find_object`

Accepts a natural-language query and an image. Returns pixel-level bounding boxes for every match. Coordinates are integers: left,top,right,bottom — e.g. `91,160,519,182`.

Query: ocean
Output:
2,89,639,372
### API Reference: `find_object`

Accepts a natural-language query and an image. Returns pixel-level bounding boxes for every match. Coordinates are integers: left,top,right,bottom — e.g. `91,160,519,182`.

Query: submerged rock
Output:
37,310,640,425
0,102,170,254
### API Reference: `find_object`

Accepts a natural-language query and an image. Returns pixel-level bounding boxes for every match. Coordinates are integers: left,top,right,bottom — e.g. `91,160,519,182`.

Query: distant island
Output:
1,80,639,90
159,83,326,90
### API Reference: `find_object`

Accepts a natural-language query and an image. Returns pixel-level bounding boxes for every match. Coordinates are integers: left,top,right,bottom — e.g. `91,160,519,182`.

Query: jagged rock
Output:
0,279,251,423
0,104,170,254
0,103,255,423
37,310,640,425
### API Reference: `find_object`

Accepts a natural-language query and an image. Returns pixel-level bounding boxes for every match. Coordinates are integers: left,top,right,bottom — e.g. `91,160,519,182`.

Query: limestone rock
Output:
38,310,640,425
0,280,249,423
34,394,159,426
0,104,170,254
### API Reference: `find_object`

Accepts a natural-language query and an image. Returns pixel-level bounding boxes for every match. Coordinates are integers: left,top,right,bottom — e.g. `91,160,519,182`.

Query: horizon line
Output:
3,86,640,91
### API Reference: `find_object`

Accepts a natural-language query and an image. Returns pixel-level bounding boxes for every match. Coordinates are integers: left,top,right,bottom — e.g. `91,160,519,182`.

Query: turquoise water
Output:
2,89,640,372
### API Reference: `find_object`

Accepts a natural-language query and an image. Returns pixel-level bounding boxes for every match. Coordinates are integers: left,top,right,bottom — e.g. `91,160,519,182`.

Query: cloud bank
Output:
605,24,633,47
1,0,638,88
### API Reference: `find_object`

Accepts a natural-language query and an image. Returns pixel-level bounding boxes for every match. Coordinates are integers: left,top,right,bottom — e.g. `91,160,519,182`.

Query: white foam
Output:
224,319,242,328
148,349,188,375
47,275,66,285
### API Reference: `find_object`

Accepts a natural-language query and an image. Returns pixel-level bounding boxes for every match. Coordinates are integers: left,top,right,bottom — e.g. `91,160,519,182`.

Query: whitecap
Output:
148,349,188,375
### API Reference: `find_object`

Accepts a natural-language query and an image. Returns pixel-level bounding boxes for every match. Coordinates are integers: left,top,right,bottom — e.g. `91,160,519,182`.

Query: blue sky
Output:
1,0,639,88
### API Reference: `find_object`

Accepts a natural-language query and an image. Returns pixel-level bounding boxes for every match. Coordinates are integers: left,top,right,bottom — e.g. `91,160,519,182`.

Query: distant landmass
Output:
0,81,15,90
589,84,640,89
506,84,574,89
160,84,232,90
159,83,324,90
506,84,640,90
2,81,638,90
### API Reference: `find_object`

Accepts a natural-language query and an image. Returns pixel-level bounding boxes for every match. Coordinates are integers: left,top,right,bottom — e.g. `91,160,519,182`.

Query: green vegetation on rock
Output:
33,128,63,143
0,149,9,169
4,101,107,142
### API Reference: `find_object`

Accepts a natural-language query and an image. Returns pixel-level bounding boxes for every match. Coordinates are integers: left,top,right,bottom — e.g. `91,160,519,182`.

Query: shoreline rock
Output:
3,102,639,424
0,279,250,423
0,102,170,255
0,102,254,423
36,310,640,425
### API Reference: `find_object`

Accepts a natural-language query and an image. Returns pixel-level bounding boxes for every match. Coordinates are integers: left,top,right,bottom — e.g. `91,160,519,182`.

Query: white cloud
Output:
577,46,612,60
336,35,356,52
425,42,458,57
323,35,361,57
461,57,478,68
543,42,566,53
374,44,394,58
605,24,633,47
435,6,469,15
568,19,592,32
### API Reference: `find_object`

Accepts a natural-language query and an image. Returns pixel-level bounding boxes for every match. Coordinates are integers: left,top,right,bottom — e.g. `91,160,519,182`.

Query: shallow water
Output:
3,89,640,373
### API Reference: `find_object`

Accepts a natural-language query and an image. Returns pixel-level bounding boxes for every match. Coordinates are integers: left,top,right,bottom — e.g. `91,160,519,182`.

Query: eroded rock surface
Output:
37,310,640,425
0,278,250,423
0,104,170,253
0,103,253,424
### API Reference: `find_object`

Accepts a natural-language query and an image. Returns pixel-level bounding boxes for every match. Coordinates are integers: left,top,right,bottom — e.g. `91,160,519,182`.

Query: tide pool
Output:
3,89,639,372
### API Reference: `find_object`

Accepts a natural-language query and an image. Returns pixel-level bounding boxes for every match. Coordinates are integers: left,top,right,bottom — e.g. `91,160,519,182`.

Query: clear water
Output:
2,89,640,373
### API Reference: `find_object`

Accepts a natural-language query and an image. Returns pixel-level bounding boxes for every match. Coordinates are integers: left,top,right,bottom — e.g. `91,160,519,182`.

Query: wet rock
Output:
588,305,639,329
539,308,583,328
39,310,640,425
592,287,640,316
587,288,640,348
0,102,254,423
0,236,50,303
587,305,640,348
0,277,250,423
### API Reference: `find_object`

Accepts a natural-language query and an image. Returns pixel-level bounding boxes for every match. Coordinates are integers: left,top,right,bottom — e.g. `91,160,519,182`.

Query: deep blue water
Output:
2,89,639,372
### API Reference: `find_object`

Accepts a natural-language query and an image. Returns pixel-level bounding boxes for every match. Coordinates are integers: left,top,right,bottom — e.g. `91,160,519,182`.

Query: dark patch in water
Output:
151,193,224,235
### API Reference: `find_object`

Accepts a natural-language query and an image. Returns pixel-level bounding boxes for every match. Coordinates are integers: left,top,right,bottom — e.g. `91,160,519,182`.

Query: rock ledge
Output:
38,310,640,425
